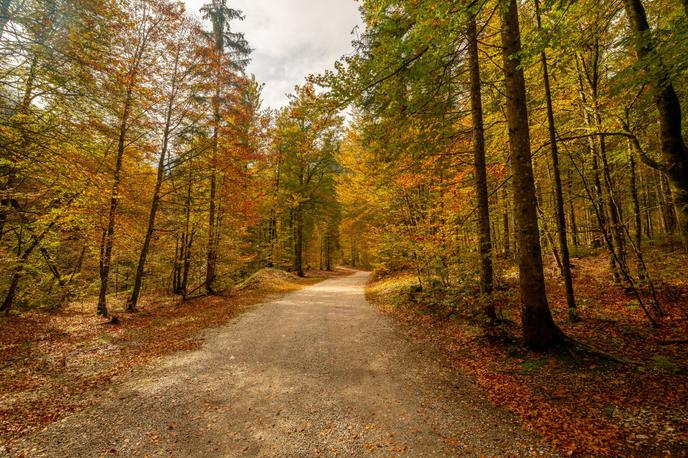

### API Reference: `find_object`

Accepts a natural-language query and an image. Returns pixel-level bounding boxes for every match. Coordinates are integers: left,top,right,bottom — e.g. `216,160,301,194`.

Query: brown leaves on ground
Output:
0,270,345,447
367,248,688,457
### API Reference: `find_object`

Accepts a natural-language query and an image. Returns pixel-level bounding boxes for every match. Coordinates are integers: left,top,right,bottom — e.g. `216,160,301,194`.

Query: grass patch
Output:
650,355,683,374
515,357,549,375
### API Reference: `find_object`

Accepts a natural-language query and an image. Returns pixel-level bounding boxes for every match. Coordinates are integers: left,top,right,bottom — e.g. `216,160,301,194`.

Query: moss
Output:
515,357,548,375
651,355,683,374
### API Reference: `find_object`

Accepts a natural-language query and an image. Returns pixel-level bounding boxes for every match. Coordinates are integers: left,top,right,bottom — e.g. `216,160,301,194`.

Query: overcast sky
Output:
184,0,363,110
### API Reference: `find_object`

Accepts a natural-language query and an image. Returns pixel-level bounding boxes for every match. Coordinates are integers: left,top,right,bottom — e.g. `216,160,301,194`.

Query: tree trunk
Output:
467,16,495,321
568,168,579,248
640,164,654,239
628,140,646,278
595,111,626,266
500,0,563,350
294,205,304,277
206,44,223,294
206,152,218,292
657,170,672,233
535,0,576,321
502,186,511,257
128,56,180,311
326,232,332,271
128,129,168,310
319,235,324,270
97,86,133,317
629,141,642,251
661,173,678,234
173,235,181,293
575,54,621,282
623,0,688,250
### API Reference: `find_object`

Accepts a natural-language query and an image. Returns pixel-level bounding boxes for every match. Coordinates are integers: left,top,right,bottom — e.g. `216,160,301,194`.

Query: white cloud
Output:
184,0,362,109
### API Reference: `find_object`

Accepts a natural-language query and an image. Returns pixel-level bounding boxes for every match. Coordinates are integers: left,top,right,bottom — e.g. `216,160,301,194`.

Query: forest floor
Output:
0,268,344,449
367,245,688,456
3,270,550,457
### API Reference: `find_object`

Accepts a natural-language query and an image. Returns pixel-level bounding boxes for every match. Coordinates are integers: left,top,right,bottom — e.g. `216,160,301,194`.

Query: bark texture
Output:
500,0,563,350
467,17,495,320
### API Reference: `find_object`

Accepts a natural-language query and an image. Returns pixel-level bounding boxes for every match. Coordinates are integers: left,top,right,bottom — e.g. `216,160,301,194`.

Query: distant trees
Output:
267,84,343,276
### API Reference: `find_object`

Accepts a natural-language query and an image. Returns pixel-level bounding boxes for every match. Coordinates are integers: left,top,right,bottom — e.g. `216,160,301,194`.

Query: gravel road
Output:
10,271,551,457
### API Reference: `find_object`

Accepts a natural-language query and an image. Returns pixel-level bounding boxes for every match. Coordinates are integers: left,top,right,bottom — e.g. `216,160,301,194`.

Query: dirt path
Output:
9,271,551,457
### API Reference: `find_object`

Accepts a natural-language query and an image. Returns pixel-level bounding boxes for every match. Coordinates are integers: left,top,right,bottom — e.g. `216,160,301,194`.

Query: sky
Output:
184,0,363,110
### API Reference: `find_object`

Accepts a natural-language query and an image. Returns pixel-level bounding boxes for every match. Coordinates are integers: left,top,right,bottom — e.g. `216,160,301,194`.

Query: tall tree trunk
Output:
467,16,495,321
180,165,193,298
500,0,563,350
657,170,674,233
128,99,175,311
661,173,678,234
568,168,579,248
629,143,642,250
319,235,324,270
268,149,283,267
130,48,184,308
97,86,133,317
595,109,626,266
173,235,181,293
628,140,646,278
206,142,218,293
294,205,304,277
502,186,511,257
326,232,332,271
575,54,622,282
623,0,688,250
206,44,223,294
640,164,654,239
535,0,576,321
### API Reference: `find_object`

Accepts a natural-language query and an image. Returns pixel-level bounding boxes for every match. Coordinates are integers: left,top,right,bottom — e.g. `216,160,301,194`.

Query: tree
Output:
500,0,563,350
127,7,201,312
467,11,495,320
534,0,577,321
200,0,250,293
622,0,688,250
272,84,342,277
96,0,172,317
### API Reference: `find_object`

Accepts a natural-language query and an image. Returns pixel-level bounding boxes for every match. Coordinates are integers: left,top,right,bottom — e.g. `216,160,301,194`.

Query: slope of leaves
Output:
366,248,688,456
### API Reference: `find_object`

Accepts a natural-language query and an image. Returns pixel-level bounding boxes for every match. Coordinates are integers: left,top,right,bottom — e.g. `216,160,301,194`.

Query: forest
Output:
1,0,688,456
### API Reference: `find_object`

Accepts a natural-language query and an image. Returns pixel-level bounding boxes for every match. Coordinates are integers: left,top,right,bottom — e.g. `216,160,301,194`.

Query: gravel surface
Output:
8,271,553,457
